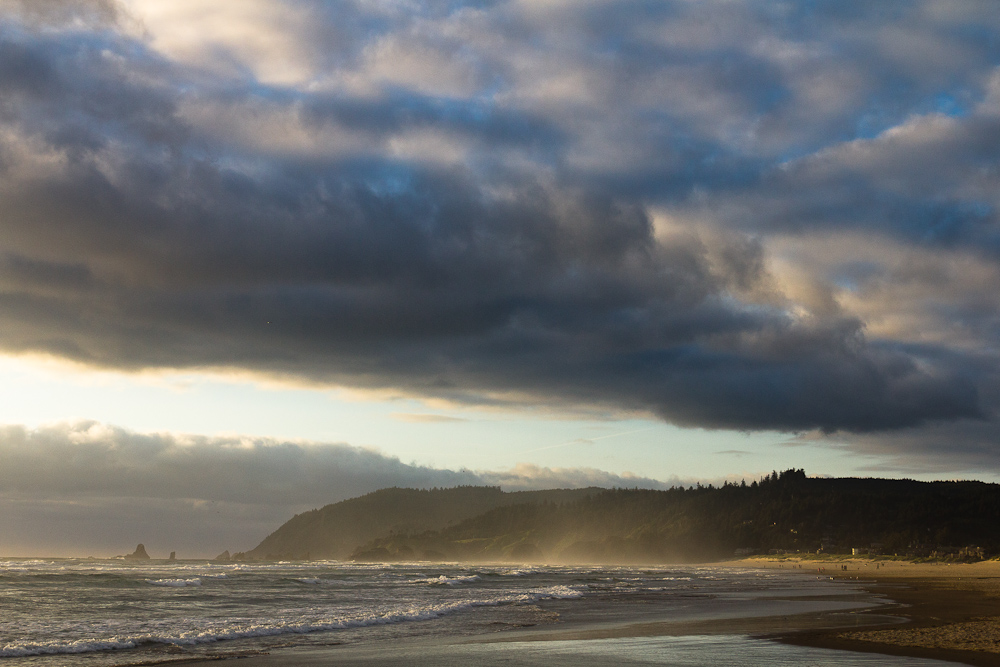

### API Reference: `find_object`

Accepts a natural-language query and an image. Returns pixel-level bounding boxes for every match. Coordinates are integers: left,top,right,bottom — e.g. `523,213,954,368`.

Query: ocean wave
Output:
0,584,584,658
0,638,142,658
536,585,583,599
475,567,544,577
145,578,202,587
407,574,481,586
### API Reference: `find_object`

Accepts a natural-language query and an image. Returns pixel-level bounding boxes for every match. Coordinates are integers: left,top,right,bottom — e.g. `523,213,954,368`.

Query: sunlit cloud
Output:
390,413,469,423
478,462,670,491
0,0,999,471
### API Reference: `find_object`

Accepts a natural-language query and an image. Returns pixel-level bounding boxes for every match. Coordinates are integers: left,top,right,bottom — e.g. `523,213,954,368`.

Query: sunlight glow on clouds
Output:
125,0,319,84
1,0,1000,487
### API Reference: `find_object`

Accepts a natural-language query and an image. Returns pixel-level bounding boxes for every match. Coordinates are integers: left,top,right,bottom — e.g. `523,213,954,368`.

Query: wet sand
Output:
174,559,1000,667
733,557,1000,666
170,605,908,667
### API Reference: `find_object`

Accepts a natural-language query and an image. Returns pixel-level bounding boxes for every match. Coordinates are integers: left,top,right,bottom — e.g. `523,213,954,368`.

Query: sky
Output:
2,0,1000,557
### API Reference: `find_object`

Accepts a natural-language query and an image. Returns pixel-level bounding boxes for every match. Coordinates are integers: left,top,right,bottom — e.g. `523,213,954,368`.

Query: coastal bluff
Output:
229,471,1000,564
242,486,599,561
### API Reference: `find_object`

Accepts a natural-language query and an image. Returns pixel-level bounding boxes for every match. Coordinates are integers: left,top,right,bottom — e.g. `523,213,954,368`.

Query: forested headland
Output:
231,470,1000,564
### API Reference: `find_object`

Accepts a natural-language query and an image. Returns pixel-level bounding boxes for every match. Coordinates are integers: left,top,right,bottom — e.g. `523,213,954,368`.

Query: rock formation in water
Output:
215,550,231,561
124,543,150,560
168,551,176,561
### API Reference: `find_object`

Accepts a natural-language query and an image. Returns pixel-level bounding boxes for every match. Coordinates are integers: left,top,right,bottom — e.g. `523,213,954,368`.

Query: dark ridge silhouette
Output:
242,486,602,560
233,472,1000,563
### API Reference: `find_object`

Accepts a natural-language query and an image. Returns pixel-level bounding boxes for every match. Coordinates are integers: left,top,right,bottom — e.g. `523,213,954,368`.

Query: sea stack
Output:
168,551,176,561
125,544,150,560
215,550,232,561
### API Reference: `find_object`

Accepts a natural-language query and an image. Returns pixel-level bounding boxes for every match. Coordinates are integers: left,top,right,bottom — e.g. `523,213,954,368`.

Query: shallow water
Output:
0,559,959,667
321,635,961,666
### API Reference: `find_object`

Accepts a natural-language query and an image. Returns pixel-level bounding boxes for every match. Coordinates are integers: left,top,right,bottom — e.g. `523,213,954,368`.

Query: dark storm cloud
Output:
299,91,567,150
804,418,1000,478
1,0,999,445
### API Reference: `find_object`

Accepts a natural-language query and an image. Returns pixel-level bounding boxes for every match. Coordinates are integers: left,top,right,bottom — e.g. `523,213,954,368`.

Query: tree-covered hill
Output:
347,471,1000,563
234,471,1000,563
242,485,601,560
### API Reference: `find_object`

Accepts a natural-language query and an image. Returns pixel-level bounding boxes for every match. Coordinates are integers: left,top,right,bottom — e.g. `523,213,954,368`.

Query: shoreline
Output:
732,557,1000,666
163,559,1000,667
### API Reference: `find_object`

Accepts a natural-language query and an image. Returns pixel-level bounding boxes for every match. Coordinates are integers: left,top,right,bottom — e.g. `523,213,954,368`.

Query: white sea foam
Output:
0,583,586,658
0,638,142,657
145,578,202,587
474,567,546,577
407,574,481,586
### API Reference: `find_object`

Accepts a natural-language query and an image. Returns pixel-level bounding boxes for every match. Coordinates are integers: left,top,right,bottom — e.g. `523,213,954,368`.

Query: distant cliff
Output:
243,486,600,560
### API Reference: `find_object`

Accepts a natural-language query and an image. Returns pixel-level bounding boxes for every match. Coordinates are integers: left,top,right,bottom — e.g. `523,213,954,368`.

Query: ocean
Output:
0,559,959,666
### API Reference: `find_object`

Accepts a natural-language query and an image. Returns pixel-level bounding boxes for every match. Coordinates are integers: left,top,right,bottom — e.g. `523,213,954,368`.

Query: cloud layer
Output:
0,422,670,557
1,1,1000,463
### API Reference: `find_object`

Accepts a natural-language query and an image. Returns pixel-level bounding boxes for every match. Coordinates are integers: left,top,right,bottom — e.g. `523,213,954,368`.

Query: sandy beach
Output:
732,557,1000,666
163,558,1000,667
